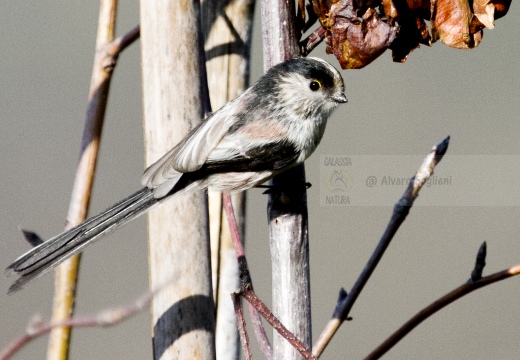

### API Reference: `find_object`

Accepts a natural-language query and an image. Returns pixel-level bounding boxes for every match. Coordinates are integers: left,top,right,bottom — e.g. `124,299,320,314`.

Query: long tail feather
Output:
7,187,158,293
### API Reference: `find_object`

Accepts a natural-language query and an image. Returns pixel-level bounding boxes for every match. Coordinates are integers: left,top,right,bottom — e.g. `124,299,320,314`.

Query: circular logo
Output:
323,169,353,194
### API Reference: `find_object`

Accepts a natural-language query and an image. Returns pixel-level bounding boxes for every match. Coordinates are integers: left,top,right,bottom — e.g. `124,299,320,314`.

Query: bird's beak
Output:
333,93,348,104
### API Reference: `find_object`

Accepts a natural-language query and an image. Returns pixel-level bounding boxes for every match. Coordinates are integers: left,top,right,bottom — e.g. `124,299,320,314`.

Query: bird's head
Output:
259,57,347,119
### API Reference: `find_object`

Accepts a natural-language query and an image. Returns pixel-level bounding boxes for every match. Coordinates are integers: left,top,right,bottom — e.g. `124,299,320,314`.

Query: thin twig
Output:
47,1,120,358
300,26,326,56
227,190,314,359
365,263,520,359
1,281,168,360
231,293,253,360
222,193,273,359
222,193,245,258
247,302,272,359
107,25,140,58
295,0,306,40
313,136,451,357
17,23,141,358
241,289,317,360
471,242,487,282
19,229,44,247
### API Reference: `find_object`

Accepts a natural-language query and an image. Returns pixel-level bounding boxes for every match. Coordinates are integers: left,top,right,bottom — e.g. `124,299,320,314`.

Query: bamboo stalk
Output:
201,0,254,358
140,1,215,358
260,0,311,359
47,1,118,358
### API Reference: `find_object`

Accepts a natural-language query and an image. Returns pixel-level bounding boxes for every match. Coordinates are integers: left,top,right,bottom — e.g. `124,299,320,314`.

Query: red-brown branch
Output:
365,263,520,359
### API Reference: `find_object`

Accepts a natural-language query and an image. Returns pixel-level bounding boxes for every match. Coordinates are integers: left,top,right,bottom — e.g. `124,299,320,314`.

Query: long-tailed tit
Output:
7,57,347,292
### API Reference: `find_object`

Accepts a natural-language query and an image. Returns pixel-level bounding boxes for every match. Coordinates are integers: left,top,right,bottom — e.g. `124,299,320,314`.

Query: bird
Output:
6,57,347,293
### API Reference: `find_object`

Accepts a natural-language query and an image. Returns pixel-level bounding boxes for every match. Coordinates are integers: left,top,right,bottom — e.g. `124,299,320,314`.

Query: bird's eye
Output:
309,80,321,91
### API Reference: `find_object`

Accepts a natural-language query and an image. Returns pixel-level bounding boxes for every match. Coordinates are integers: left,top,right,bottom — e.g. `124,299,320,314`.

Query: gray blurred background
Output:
1,1,519,359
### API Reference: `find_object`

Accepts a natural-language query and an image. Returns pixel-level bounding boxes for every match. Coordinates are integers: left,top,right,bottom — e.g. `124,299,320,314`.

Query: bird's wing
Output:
141,93,248,189
201,133,300,173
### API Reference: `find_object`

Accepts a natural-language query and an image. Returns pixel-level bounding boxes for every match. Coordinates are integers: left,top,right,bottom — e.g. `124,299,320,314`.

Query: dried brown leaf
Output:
382,0,399,21
312,0,334,26
473,0,511,29
391,16,431,62
380,0,431,62
492,0,512,19
310,0,510,67
431,0,482,49
406,0,431,11
474,0,497,28
321,0,397,69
